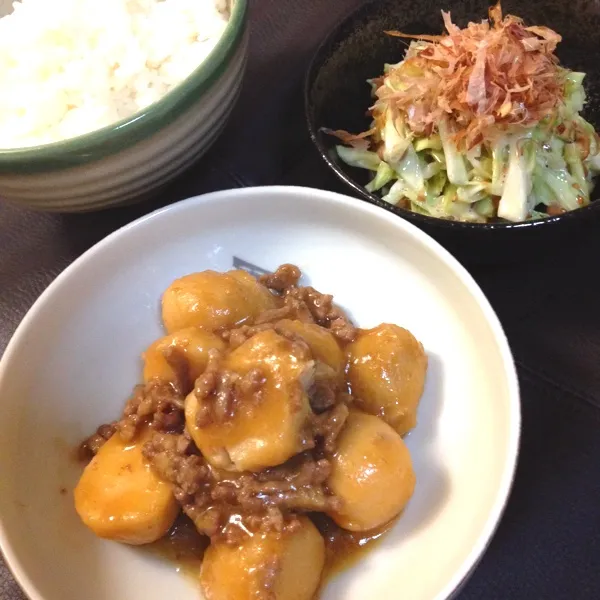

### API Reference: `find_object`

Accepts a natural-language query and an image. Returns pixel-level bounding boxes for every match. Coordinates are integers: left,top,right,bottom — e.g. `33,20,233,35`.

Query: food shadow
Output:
6,435,114,600
399,351,450,534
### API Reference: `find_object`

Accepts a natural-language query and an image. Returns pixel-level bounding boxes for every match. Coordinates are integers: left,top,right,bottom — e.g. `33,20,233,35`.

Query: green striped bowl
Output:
0,0,248,212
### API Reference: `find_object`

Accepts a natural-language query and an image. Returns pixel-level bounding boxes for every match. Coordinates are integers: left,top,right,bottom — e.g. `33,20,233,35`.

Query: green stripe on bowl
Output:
0,0,248,175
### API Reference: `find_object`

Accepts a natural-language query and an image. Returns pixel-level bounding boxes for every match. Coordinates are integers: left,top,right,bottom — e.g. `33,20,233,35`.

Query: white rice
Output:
0,0,230,149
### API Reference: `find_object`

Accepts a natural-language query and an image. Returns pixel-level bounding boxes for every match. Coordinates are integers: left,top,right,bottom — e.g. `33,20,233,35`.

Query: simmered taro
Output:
75,264,428,600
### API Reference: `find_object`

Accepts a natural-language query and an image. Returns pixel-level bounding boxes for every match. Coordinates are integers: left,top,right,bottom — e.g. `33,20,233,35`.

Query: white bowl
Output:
0,186,520,600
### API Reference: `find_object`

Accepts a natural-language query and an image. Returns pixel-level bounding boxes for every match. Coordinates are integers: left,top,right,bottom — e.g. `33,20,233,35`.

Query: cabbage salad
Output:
327,2,600,223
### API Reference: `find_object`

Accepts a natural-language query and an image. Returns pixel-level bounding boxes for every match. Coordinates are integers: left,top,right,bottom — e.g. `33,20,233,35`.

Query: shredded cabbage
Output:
327,4,600,223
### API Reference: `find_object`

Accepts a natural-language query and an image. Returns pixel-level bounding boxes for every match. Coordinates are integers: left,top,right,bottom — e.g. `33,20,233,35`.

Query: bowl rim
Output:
303,0,600,231
0,186,521,600
0,0,248,174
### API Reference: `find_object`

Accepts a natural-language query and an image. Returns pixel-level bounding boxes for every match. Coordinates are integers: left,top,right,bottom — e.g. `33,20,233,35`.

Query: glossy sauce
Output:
312,513,392,580
146,512,392,588
144,515,209,576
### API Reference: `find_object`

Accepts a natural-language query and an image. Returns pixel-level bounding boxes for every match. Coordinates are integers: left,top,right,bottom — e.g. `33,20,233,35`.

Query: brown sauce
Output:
144,515,209,577
145,512,392,590
312,513,392,581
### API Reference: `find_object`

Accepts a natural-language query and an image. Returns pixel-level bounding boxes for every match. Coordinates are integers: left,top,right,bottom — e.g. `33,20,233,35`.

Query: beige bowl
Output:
0,0,248,212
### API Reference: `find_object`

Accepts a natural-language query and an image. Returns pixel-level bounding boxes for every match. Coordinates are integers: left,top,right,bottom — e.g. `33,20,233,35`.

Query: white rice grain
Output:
0,0,230,148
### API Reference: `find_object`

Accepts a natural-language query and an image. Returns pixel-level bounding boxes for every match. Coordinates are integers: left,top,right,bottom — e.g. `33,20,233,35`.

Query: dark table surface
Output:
2,1,600,598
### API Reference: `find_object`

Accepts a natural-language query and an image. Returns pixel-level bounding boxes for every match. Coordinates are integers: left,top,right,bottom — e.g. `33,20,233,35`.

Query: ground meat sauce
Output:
259,264,358,342
79,381,186,456
117,380,185,441
145,512,391,589
79,264,390,592
309,403,350,454
259,264,302,292
79,422,117,460
192,348,267,427
143,431,339,545
283,286,357,343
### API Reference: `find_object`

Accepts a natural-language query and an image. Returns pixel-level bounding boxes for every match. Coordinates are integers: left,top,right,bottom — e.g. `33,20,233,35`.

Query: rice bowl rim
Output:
0,0,247,174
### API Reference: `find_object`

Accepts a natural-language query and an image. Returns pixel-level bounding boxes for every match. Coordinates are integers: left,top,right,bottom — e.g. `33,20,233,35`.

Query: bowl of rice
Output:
0,0,248,212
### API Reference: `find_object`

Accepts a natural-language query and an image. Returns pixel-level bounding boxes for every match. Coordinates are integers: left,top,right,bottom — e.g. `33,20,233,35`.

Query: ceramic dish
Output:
305,0,600,264
0,186,520,600
0,0,248,212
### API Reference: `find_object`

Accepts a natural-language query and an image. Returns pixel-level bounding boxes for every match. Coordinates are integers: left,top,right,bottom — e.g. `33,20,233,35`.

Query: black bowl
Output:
304,0,600,264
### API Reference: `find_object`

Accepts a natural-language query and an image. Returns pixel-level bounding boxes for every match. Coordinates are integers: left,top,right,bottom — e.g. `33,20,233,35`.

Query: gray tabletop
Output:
3,0,600,599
